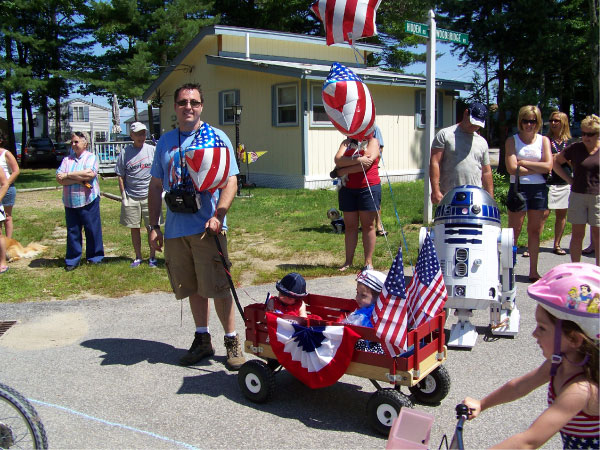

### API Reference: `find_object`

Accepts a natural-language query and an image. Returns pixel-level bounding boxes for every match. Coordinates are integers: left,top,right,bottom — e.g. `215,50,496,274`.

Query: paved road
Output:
0,234,595,449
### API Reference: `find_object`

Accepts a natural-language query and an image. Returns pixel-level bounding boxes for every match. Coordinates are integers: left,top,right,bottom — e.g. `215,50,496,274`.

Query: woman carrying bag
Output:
505,105,553,282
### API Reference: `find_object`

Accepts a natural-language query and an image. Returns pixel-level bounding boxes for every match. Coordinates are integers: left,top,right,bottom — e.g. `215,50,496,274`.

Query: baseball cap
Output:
468,102,487,128
276,272,308,298
130,122,147,133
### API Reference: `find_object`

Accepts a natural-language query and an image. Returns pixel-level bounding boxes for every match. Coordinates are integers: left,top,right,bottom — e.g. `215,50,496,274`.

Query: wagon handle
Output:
210,231,245,319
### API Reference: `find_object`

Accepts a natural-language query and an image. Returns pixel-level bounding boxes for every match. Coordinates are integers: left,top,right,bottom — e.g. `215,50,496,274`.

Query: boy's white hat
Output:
356,269,387,293
130,122,147,133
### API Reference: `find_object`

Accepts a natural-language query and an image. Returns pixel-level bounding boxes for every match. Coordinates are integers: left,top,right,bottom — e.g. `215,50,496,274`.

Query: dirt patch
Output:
0,312,88,350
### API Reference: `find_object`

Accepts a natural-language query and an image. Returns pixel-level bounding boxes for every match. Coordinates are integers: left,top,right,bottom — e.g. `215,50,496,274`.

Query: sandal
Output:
553,247,567,255
0,266,8,274
582,246,595,255
522,249,530,258
339,264,351,272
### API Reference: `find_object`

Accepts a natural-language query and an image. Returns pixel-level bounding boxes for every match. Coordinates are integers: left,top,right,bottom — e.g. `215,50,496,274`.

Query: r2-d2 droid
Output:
421,185,519,348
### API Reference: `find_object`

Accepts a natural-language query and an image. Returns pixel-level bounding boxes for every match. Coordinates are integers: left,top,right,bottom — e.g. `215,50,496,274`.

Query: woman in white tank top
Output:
505,105,553,282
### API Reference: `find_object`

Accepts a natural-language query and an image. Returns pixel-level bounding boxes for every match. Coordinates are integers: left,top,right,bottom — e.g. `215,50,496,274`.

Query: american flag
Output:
310,0,382,46
372,245,410,357
406,233,448,329
322,62,376,141
185,123,231,193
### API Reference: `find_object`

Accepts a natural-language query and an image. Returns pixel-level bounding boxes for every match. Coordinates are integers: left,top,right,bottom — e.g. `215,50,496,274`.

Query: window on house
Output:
273,84,298,126
220,90,239,125
311,84,330,126
73,106,85,122
415,91,443,129
95,131,107,142
70,105,89,123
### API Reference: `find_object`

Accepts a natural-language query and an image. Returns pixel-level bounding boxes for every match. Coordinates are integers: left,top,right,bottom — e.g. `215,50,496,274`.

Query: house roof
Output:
143,25,383,102
124,109,160,124
62,98,111,111
204,55,472,91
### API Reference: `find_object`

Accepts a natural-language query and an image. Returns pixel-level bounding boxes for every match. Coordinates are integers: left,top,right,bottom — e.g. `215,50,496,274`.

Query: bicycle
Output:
0,382,48,449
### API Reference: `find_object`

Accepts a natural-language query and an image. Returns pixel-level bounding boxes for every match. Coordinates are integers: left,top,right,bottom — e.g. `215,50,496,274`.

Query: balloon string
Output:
377,152,414,268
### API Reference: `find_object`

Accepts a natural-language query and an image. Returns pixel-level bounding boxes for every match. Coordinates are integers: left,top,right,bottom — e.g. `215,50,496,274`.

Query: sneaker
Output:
224,335,246,371
179,332,215,366
148,258,158,268
130,258,142,268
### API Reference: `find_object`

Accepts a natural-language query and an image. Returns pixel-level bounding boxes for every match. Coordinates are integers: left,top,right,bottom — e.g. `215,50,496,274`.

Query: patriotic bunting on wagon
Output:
406,232,448,329
266,312,360,389
310,0,382,45
371,245,410,357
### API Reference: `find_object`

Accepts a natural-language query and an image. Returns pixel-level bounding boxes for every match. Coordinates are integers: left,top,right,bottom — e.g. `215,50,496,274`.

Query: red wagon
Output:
238,293,450,435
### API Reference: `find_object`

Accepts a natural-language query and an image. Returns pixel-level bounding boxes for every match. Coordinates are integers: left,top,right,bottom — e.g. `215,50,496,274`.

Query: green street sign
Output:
405,21,469,45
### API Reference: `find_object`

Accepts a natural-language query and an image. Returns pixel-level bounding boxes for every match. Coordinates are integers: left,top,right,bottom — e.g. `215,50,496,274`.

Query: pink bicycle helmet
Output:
528,263,600,341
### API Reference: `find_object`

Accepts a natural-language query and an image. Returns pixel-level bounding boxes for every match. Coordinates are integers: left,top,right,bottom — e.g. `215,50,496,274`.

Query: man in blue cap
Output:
429,101,494,204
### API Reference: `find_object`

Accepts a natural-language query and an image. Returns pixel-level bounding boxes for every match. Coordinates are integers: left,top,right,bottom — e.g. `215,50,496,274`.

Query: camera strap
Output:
177,126,202,191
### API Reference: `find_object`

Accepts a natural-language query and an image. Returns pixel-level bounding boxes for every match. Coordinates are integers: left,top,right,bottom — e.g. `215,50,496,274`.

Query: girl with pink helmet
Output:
463,263,599,448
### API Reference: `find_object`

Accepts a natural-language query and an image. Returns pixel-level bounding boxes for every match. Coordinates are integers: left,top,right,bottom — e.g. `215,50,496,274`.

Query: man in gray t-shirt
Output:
115,122,162,268
429,102,494,204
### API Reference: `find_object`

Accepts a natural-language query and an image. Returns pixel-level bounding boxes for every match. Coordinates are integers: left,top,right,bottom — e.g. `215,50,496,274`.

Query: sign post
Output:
405,16,469,225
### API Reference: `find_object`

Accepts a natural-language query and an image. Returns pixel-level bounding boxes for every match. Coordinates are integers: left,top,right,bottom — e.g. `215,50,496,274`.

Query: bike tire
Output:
0,382,48,449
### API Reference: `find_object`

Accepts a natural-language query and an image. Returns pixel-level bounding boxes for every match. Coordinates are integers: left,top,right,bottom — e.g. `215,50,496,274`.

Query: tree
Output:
435,0,598,172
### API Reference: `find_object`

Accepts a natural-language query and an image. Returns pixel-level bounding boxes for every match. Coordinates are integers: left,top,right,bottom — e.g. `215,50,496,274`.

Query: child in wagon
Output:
343,268,387,353
266,272,308,318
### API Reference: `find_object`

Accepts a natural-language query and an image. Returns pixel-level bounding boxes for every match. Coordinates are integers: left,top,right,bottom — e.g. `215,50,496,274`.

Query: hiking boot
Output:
224,335,246,371
179,332,215,366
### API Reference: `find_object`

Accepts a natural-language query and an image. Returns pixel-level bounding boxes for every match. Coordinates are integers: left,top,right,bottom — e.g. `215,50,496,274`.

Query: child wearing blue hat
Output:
266,272,308,318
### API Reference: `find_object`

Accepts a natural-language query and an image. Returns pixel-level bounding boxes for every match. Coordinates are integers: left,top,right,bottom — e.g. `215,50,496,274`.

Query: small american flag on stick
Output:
406,233,448,329
372,245,410,356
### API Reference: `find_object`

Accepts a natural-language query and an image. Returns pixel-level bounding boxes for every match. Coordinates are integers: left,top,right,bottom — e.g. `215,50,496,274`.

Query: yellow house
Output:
143,25,471,189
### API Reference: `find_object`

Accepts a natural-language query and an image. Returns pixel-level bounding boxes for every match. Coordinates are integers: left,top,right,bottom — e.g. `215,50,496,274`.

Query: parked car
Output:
54,142,71,162
22,137,55,167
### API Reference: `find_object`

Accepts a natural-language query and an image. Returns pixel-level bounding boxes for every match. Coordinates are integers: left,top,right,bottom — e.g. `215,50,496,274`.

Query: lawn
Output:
2,169,566,302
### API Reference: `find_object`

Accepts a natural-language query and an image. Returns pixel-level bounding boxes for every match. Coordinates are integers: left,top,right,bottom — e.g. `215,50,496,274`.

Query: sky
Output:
3,42,480,136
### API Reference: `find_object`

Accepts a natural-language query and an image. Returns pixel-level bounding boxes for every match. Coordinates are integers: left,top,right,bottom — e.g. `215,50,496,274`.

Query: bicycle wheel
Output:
0,382,48,449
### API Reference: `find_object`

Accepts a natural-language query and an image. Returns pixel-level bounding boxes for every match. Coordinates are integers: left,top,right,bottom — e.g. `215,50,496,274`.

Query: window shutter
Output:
272,85,277,126
68,106,73,122
84,106,89,122
218,92,224,125
414,91,422,129
437,92,444,128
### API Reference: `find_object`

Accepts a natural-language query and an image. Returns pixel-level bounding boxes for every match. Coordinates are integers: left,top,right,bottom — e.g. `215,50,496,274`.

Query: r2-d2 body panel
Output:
425,185,519,348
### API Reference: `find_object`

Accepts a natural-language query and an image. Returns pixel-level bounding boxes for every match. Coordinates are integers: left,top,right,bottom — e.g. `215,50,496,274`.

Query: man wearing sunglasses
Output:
148,83,246,371
429,101,494,204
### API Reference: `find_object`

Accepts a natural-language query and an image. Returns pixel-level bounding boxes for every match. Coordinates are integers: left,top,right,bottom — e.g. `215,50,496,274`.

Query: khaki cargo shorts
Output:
120,196,163,229
164,232,232,300
567,192,600,227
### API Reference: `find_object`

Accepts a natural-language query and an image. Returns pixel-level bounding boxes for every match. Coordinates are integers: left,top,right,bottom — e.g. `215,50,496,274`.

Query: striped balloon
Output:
185,123,231,193
322,62,376,141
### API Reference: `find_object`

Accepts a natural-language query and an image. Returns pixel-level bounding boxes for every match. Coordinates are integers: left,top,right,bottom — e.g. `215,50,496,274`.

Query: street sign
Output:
405,20,469,45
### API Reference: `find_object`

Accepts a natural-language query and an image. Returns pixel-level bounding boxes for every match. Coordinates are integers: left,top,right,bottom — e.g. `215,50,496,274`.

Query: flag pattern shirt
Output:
406,233,448,329
548,375,599,449
310,0,382,45
322,62,376,141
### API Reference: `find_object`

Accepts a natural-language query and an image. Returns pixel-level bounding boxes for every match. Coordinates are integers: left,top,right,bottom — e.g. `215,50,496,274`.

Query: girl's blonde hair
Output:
546,111,572,141
581,114,600,134
517,105,542,133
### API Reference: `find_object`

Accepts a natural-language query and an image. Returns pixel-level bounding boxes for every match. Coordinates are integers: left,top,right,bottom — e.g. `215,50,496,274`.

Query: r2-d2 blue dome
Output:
421,185,519,348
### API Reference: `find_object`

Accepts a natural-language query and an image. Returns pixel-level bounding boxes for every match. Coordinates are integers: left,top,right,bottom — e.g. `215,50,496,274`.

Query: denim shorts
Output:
1,185,16,206
338,184,381,212
511,183,548,211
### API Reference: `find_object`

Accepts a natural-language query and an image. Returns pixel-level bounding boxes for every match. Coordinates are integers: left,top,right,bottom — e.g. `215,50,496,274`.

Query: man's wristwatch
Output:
151,225,161,231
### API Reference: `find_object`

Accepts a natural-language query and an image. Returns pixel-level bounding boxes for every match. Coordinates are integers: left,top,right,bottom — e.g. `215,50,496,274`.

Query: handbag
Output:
506,166,527,212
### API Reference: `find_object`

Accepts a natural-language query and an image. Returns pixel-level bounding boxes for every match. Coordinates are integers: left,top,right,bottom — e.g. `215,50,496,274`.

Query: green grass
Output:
3,168,566,302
